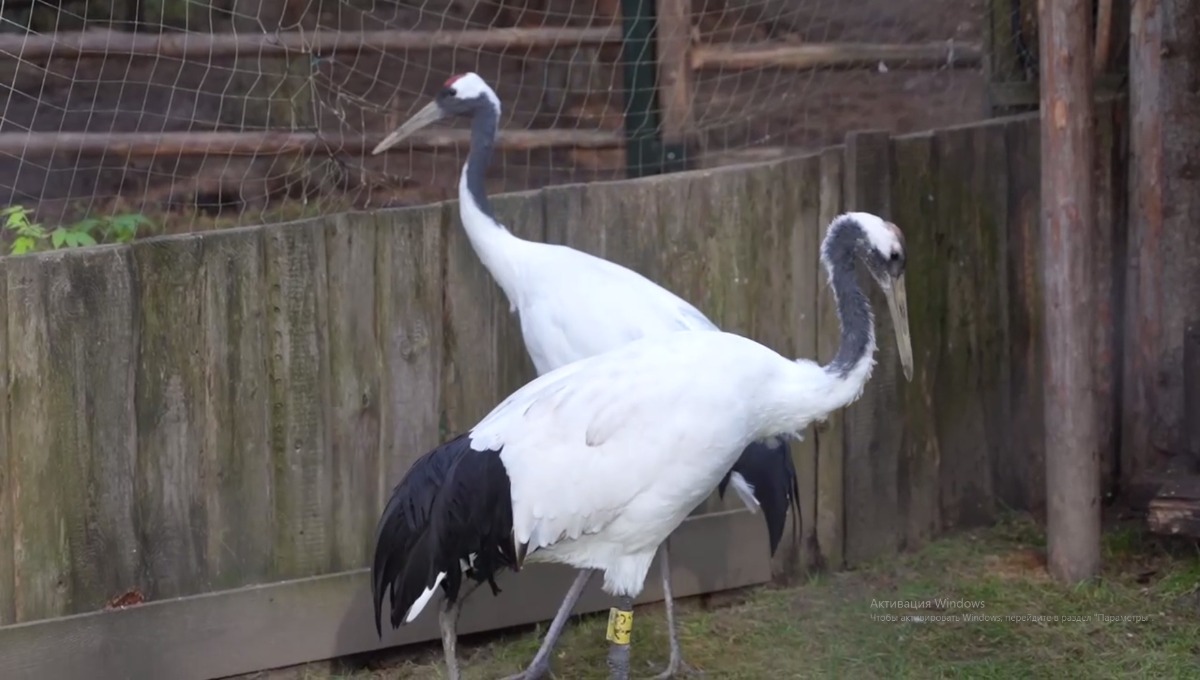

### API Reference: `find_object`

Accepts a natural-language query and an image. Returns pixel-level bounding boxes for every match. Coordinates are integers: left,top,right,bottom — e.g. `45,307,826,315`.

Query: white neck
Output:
458,162,527,305
755,334,878,440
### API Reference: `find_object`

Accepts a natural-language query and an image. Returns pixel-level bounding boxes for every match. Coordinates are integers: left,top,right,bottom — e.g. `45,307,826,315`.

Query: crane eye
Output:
889,251,900,262
441,87,457,98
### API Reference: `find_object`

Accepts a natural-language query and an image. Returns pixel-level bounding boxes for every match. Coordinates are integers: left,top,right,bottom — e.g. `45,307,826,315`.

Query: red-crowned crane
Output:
371,73,815,679
370,206,913,680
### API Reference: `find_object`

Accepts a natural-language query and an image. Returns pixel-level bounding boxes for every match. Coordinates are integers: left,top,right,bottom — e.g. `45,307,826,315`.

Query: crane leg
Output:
439,579,483,680
500,568,595,680
606,594,635,680
651,542,692,679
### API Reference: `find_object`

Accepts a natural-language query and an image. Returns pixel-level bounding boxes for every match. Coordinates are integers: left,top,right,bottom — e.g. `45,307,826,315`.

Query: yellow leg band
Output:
606,608,634,645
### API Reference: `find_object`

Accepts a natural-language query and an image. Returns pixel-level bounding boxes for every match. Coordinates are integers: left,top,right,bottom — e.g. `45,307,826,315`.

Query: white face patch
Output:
846,211,902,258
446,72,502,115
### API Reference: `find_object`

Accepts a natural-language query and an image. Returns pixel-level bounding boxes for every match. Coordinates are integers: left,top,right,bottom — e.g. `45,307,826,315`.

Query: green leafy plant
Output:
2,206,152,255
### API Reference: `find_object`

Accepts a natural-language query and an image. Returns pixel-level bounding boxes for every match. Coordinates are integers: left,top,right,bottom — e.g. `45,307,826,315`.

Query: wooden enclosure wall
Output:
0,107,1125,678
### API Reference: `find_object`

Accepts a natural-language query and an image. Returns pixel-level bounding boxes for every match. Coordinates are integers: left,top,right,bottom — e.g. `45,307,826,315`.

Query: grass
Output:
256,515,1200,679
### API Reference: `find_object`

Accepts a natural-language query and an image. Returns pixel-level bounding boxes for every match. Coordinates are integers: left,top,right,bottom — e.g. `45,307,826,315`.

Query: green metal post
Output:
618,0,688,178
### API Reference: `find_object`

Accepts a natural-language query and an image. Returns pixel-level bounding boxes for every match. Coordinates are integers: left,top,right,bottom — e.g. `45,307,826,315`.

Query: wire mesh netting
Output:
0,0,987,242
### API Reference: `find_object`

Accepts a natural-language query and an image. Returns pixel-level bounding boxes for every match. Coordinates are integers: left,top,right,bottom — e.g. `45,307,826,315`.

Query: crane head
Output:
852,212,913,382
371,72,501,155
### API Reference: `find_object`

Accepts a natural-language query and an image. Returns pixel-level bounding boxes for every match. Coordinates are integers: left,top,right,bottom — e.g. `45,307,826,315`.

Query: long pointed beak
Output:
883,274,914,382
372,100,445,155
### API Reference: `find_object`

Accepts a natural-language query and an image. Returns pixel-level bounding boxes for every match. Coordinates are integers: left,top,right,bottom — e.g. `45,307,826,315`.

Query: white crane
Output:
371,206,913,680
371,73,805,679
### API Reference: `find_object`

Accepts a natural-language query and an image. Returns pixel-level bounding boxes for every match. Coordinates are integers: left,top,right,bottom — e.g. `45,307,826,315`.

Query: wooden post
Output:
1123,0,1200,491
1039,0,1100,583
654,0,693,160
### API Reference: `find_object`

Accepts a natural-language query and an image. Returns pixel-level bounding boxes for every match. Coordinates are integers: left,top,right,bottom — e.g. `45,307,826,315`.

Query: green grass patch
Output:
253,515,1200,679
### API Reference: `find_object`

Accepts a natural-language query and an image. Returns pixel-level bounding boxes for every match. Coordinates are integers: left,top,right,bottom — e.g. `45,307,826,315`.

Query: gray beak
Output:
883,274,913,382
372,100,445,155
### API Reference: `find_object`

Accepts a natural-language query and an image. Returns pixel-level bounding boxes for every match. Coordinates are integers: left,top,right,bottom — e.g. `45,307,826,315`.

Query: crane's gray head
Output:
371,72,501,155
823,212,913,381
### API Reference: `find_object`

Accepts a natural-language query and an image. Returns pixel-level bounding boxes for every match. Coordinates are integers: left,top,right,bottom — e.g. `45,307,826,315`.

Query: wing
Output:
469,331,775,555
517,245,719,373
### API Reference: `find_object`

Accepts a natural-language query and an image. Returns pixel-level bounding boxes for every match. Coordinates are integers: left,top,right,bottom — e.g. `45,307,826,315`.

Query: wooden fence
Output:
0,104,1125,678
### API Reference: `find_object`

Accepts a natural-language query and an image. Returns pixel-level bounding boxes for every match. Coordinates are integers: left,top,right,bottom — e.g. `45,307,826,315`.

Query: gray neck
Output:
464,103,499,222
822,217,874,378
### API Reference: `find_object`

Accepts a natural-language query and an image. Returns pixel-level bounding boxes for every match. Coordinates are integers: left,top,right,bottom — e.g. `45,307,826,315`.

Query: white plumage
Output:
370,72,913,680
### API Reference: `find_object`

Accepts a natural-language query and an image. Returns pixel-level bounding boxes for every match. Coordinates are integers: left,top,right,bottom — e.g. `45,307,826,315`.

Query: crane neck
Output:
821,215,876,382
457,101,526,307
462,102,499,222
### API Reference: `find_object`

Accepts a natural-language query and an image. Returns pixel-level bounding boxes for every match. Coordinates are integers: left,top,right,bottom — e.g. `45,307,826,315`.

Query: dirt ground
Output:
245,515,1200,680
0,0,986,233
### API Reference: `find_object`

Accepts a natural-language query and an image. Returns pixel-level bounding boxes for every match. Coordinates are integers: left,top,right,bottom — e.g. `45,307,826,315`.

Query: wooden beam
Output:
0,130,624,158
986,74,1126,109
654,0,694,147
0,510,769,680
1039,0,1101,584
0,28,622,61
691,41,981,72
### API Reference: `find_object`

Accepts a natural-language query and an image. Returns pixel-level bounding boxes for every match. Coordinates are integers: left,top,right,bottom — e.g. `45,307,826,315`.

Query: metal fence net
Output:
0,0,986,241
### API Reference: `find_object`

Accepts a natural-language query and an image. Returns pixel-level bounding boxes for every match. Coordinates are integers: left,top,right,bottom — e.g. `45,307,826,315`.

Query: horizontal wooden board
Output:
0,510,768,680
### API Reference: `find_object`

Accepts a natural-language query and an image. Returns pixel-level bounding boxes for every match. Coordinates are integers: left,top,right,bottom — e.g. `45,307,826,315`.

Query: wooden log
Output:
0,260,10,625
0,27,622,60
1040,0,1100,584
263,219,335,579
1147,477,1200,537
655,0,694,148
887,130,941,548
1093,0,1115,75
375,206,445,495
6,248,140,622
199,227,273,589
0,130,624,159
691,41,982,71
133,236,210,599
814,145,845,569
0,509,768,680
323,213,382,571
841,130,904,567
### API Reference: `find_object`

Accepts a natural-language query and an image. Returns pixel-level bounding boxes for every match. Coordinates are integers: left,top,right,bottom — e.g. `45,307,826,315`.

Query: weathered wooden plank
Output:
5,257,62,622
7,248,140,621
1003,115,1045,514
0,509,769,680
888,131,942,549
0,259,11,625
841,130,904,566
200,227,273,588
264,220,335,579
932,125,1000,531
376,205,445,499
814,145,846,569
768,154,821,576
324,213,383,571
133,237,209,599
976,122,1012,524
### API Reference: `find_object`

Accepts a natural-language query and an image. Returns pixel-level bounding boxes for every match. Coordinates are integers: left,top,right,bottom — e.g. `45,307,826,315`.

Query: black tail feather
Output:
718,438,801,556
370,433,515,636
